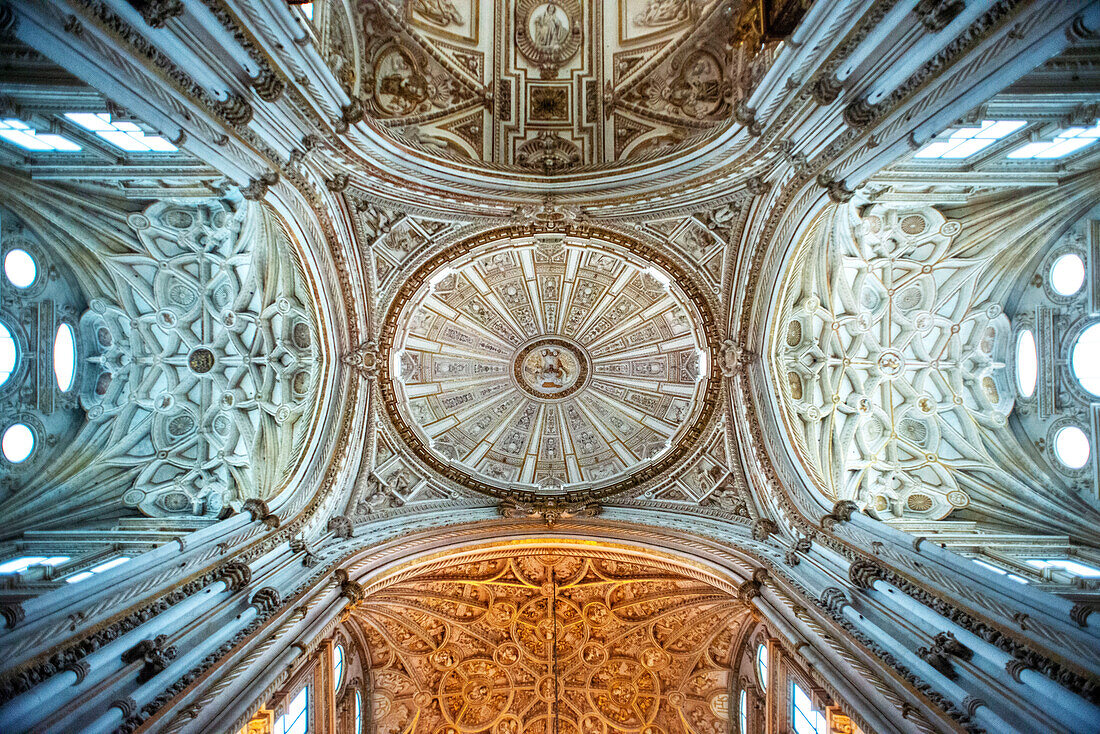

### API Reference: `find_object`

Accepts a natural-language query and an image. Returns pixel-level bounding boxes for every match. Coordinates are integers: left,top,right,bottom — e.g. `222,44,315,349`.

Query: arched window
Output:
0,217,87,482
755,643,768,692
0,555,69,574
2,423,34,463
0,321,15,388
738,688,747,733
354,689,363,734
1051,253,1086,295
274,687,308,734
4,248,36,288
1015,329,1037,398
1054,426,1090,469
53,323,76,392
333,643,345,691
791,681,827,734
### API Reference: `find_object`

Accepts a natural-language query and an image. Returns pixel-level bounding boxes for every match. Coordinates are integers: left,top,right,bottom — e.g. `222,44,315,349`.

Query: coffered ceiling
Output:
340,0,788,172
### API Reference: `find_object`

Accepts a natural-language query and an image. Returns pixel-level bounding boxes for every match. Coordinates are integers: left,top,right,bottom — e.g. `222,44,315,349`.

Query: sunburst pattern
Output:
387,236,710,493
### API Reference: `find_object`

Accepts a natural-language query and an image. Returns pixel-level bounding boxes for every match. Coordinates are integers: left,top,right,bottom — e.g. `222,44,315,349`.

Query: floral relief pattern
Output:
356,552,746,734
57,200,320,517
773,204,1018,520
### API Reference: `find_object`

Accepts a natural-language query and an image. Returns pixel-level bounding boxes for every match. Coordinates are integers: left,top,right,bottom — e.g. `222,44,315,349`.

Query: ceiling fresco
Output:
344,0,779,171
353,550,749,734
381,231,716,499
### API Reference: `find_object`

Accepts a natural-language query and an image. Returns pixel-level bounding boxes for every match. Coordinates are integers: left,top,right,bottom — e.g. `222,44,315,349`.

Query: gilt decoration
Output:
354,551,748,734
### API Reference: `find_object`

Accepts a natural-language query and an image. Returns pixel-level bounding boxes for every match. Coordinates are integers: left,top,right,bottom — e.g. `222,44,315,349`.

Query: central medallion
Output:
513,336,590,400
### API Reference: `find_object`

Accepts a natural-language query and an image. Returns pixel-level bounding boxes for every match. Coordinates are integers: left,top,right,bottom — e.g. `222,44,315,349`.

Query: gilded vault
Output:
353,549,749,734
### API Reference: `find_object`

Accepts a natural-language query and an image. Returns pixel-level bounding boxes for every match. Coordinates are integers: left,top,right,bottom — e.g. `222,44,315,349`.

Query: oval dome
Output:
381,229,717,499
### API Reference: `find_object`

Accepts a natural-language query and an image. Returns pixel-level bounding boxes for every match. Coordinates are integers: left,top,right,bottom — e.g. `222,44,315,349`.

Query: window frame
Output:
755,643,769,692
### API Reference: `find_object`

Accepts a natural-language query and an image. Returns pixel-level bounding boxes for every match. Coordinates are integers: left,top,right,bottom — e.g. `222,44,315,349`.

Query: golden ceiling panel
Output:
379,227,719,502
354,551,748,734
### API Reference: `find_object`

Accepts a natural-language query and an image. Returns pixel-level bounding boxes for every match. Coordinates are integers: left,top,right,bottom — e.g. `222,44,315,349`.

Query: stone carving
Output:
217,561,253,593
751,518,779,541
820,587,851,616
917,632,973,680
343,340,380,379
774,204,1025,520
413,0,464,27
51,201,321,519
720,338,754,377
121,634,178,683
335,569,365,605
354,551,749,734
849,559,887,590
515,131,581,172
498,498,600,526
242,499,271,522
327,515,354,538
249,588,282,615
342,0,787,168
131,0,184,29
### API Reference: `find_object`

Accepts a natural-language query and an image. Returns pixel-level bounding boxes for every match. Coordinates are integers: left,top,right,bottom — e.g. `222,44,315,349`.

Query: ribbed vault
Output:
351,547,750,734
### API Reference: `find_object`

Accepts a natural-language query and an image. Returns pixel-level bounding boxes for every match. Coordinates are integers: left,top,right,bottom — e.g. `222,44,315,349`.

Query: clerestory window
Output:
913,120,1025,159
0,119,80,152
64,113,177,153
1008,122,1100,159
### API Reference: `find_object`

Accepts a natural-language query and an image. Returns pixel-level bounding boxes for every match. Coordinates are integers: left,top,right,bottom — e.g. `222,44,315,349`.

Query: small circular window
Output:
1072,323,1100,397
1054,426,1091,469
3,249,36,288
1015,329,1037,397
0,321,15,388
1051,253,1086,296
2,423,34,463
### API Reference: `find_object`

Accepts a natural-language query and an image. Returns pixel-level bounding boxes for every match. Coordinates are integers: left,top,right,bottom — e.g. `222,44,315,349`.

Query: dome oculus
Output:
382,230,716,500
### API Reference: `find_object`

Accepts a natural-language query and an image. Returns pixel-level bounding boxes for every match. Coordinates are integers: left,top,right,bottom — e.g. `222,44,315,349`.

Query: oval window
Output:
1051,253,1086,296
0,321,15,388
53,323,76,392
2,423,34,463
1055,426,1091,469
333,643,345,690
755,643,768,692
1072,323,1100,397
1015,329,1037,397
3,249,36,288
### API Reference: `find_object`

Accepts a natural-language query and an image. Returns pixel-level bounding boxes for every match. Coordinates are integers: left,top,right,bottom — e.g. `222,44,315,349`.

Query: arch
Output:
207,521,903,734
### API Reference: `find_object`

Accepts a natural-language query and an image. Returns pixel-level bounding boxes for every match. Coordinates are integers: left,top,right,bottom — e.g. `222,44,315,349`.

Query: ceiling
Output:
338,0,790,173
352,548,749,734
381,229,717,500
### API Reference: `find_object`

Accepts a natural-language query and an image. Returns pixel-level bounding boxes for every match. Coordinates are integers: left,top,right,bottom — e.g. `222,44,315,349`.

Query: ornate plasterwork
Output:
354,550,748,734
382,229,715,498
17,200,322,518
773,204,1018,520
335,0,786,171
